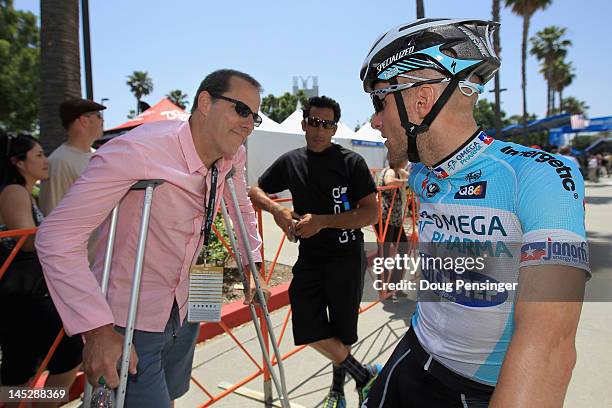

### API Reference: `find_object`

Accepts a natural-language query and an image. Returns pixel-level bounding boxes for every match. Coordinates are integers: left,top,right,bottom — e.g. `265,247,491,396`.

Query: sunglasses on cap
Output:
370,76,451,113
210,94,262,127
306,117,337,130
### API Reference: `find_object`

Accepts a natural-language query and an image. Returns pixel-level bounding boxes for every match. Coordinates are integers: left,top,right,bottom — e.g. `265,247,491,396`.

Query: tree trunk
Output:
40,0,81,153
551,87,556,114
546,77,551,116
559,89,564,113
416,0,425,18
492,0,502,136
521,14,530,139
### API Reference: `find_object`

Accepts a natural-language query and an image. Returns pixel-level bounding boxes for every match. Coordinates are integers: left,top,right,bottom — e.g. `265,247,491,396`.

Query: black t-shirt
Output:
258,144,377,259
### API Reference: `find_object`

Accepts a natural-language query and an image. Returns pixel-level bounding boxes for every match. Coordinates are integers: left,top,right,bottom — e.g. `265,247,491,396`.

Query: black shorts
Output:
289,253,365,346
0,295,83,385
364,328,494,408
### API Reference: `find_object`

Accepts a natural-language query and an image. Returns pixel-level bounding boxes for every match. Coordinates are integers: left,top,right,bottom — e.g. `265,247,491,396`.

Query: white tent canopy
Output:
354,122,385,145
247,110,387,185
257,111,283,132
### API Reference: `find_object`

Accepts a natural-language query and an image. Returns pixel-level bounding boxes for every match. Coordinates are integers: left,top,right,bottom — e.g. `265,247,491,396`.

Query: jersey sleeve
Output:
349,154,377,202
258,154,288,194
516,158,590,273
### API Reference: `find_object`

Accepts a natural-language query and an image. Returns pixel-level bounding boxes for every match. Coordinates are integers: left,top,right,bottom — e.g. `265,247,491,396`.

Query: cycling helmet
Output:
360,18,500,162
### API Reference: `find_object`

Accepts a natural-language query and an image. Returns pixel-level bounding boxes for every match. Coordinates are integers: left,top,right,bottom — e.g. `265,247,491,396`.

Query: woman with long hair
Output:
0,133,82,407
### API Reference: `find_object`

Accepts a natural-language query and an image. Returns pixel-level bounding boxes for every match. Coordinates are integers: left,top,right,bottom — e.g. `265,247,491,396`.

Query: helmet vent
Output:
398,18,448,32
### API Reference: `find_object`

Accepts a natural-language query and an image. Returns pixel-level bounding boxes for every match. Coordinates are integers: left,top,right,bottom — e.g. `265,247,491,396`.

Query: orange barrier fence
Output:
1,183,418,407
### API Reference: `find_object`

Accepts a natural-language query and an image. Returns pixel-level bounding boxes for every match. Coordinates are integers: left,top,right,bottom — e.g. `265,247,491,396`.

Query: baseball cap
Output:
59,98,107,129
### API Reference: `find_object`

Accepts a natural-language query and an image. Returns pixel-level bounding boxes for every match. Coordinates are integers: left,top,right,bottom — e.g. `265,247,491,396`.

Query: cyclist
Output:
359,18,590,407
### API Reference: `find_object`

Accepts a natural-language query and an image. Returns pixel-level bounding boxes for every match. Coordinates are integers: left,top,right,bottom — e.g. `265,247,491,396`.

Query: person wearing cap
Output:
39,98,106,215
359,18,588,407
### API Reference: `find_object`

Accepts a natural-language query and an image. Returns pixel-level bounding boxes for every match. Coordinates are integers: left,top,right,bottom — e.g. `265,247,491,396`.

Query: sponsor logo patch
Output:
454,181,487,199
425,183,440,198
465,169,482,182
521,238,588,267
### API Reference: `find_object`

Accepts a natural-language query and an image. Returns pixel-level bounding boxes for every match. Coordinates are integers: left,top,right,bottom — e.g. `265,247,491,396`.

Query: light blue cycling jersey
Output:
408,129,590,386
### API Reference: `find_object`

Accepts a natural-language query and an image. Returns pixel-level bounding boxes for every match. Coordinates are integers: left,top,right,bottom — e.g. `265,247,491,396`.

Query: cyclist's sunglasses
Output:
370,77,451,113
211,94,262,127
306,117,337,130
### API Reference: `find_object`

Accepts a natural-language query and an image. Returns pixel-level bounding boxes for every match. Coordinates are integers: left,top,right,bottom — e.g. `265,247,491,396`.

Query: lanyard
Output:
201,163,219,249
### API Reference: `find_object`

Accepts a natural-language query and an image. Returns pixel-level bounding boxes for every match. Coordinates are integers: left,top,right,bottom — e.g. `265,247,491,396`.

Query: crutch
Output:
83,179,164,408
220,168,290,408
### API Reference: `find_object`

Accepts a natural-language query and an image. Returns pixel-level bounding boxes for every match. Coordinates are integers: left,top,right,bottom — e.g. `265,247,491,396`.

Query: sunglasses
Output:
211,94,262,127
370,77,451,113
306,117,337,130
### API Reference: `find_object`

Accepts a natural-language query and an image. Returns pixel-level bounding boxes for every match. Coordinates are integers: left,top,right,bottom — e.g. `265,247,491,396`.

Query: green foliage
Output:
473,99,510,131
507,113,537,123
0,0,40,133
559,96,588,115
166,89,189,110
260,90,308,123
573,135,602,151
198,213,231,266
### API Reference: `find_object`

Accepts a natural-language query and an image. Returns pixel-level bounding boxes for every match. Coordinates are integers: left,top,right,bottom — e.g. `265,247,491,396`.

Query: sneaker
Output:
322,391,346,408
395,290,409,298
357,364,382,406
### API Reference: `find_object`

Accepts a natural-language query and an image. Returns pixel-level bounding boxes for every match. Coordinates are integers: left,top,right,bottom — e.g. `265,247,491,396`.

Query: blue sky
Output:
15,0,612,130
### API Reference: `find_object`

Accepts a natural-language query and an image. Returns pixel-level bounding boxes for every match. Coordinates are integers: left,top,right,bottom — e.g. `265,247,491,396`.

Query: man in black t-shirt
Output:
249,96,380,407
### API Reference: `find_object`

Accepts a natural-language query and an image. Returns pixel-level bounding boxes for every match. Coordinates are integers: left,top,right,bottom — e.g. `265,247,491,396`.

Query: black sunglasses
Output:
211,94,262,127
306,117,337,130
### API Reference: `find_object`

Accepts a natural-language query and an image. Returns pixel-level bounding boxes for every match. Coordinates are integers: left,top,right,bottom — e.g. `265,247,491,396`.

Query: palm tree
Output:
492,0,502,135
126,71,153,114
40,0,81,153
416,0,425,18
560,96,588,115
166,89,189,110
505,0,552,133
530,26,571,116
551,59,574,113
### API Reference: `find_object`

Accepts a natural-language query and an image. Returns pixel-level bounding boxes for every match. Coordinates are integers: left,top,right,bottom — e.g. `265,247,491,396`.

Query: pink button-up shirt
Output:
36,120,262,336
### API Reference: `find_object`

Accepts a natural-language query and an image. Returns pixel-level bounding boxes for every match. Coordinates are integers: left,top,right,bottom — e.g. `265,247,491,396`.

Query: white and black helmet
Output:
360,18,500,163
361,18,500,92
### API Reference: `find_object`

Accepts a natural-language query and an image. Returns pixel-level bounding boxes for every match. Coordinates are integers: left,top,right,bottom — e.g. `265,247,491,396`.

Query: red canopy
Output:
109,98,189,131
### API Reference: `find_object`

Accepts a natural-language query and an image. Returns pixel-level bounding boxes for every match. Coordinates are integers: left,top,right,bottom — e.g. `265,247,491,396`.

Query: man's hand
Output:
295,214,325,238
243,263,271,306
271,204,295,236
82,324,138,388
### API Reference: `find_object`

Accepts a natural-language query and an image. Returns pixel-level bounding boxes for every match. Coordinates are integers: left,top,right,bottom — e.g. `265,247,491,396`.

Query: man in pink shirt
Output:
36,69,265,407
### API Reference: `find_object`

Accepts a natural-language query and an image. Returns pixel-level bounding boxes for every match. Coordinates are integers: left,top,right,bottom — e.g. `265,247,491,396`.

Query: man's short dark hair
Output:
303,96,341,123
191,69,262,113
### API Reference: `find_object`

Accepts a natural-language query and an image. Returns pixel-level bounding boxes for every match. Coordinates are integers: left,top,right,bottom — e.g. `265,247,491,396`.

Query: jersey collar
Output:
428,128,494,179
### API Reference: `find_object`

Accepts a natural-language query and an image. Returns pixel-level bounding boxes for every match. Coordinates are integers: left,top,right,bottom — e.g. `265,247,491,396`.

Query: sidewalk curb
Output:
197,282,290,343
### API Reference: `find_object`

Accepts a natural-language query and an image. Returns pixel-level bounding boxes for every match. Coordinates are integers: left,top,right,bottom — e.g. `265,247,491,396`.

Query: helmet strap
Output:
391,76,460,163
